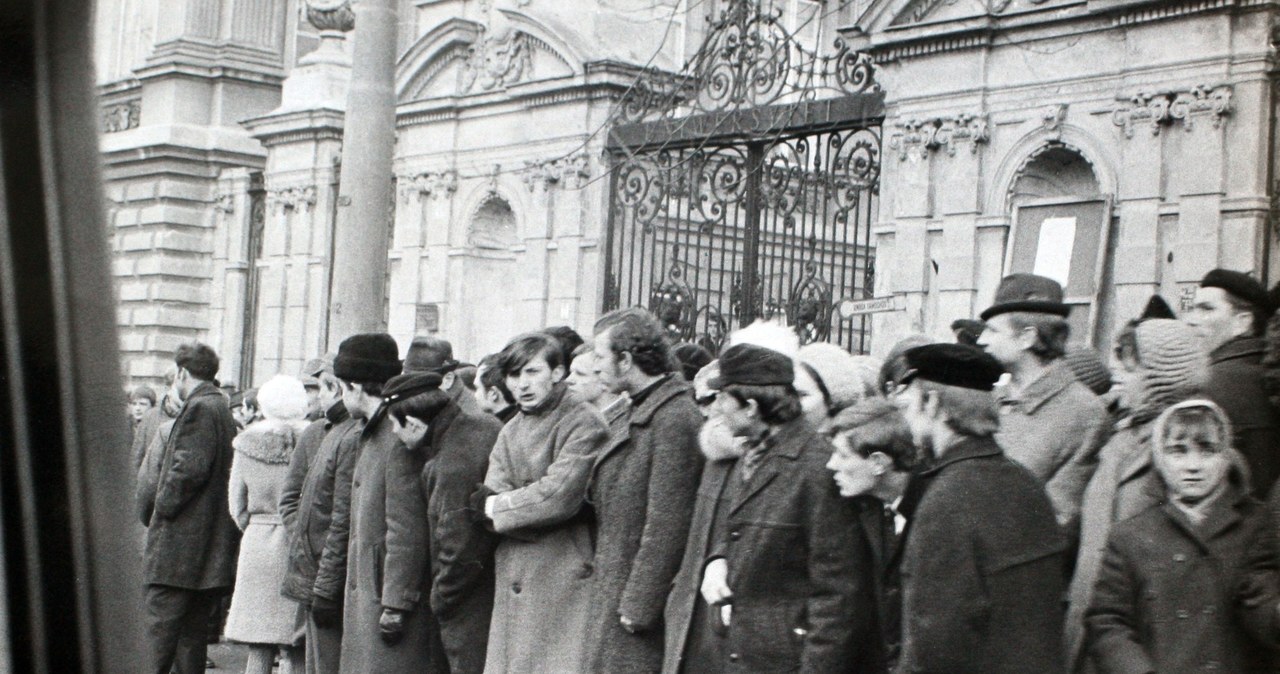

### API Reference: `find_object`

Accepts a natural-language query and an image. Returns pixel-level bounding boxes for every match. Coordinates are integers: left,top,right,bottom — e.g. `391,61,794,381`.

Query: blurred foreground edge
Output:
0,1,146,672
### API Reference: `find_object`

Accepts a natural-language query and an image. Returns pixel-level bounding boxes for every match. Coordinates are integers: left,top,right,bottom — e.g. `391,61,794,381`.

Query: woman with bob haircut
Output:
474,332,609,673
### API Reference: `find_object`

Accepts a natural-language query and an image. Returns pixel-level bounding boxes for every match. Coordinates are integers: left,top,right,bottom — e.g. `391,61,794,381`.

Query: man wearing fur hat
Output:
977,273,1108,544
1186,269,1280,496
894,344,1066,674
279,352,358,674
404,335,483,416
142,342,241,674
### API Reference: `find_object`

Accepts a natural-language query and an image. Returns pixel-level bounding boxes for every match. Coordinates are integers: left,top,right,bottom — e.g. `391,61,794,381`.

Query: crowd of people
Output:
127,267,1280,674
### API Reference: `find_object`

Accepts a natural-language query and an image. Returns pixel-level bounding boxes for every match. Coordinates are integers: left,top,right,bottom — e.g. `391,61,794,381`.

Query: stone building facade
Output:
850,0,1280,353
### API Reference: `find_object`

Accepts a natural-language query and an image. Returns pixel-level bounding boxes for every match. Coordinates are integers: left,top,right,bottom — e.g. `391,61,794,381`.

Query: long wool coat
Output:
144,380,241,590
418,402,503,674
483,383,609,674
712,419,871,673
586,376,703,674
278,401,359,605
339,414,438,673
1204,336,1280,497
224,418,309,646
898,436,1067,674
1086,483,1280,673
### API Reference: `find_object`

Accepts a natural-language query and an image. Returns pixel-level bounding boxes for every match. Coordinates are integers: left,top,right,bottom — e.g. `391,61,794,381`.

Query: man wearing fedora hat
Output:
1186,268,1280,496
893,343,1066,674
977,273,1108,544
404,335,483,416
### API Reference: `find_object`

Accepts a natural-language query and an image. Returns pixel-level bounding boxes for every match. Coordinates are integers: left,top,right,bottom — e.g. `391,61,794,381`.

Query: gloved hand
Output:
469,483,496,524
310,594,342,629
379,607,407,645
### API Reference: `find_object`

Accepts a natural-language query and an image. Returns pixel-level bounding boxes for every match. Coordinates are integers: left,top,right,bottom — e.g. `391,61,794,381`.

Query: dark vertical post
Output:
740,142,765,323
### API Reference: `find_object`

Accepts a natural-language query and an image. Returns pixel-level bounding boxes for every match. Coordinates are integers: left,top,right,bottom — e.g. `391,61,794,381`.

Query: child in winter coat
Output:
1085,400,1280,674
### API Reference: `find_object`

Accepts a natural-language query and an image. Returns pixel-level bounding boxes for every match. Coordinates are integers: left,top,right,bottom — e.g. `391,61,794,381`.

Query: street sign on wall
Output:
837,296,899,318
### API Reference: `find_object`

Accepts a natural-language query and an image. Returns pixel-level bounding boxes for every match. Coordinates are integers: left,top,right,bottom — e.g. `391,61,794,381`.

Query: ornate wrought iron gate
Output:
603,1,884,354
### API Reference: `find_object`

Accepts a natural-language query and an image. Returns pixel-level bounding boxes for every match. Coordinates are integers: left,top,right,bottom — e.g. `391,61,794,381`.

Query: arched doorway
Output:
1005,144,1111,346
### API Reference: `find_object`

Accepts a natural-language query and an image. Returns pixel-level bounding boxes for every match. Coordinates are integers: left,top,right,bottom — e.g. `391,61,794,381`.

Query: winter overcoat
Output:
278,401,359,604
417,402,503,674
483,383,609,674
853,494,911,674
663,427,738,674
898,436,1066,674
224,418,308,646
586,376,703,673
710,418,871,673
995,360,1109,538
339,414,438,673
1086,486,1280,673
143,380,241,590
1204,336,1280,497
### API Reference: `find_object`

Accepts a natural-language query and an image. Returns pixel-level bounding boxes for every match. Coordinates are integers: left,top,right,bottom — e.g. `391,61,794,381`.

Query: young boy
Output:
1086,399,1280,673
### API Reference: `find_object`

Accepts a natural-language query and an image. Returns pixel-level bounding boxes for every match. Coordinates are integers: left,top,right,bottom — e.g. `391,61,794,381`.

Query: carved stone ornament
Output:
887,114,989,160
216,193,236,214
1112,85,1231,138
398,170,459,203
267,185,317,213
520,153,590,191
101,99,140,133
461,28,532,92
305,0,355,33
1041,103,1068,138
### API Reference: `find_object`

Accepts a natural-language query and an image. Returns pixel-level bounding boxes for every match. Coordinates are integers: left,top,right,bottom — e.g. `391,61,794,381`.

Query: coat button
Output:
729,530,742,541
1205,661,1220,670
511,582,522,595
1203,605,1216,615
1176,609,1190,619
353,480,360,488
728,653,740,662
1174,553,1187,563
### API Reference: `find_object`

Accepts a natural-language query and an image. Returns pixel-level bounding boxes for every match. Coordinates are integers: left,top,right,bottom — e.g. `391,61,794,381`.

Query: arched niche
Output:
468,194,518,249
1010,145,1102,206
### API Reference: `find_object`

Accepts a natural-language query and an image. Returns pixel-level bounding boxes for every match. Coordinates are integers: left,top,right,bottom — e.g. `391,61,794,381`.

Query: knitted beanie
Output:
1134,319,1209,419
1062,347,1112,395
798,342,866,412
257,374,309,422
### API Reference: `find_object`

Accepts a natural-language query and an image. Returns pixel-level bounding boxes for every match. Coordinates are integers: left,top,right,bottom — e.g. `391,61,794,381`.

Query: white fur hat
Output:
256,374,309,421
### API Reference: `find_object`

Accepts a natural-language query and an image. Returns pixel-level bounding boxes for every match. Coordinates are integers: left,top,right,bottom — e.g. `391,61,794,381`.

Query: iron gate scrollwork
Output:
604,0,884,354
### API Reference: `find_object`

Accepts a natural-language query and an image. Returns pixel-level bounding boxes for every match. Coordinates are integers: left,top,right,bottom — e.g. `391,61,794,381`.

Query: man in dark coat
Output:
586,308,703,672
279,356,359,674
141,342,241,674
384,372,503,674
1186,268,1280,496
893,343,1066,674
696,344,872,673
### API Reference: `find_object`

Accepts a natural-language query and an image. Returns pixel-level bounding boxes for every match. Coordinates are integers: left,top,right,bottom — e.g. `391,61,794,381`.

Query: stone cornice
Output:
1111,84,1233,138
396,170,459,202
242,108,347,147
887,113,990,160
134,56,285,87
395,67,635,128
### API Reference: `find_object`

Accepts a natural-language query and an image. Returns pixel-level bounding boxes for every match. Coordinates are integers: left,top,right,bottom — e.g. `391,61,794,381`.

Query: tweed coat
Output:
482,382,609,674
224,418,308,646
339,414,438,673
707,418,871,673
1204,337,1280,497
995,360,1109,540
278,401,358,604
662,422,738,674
143,380,241,590
898,436,1066,674
1086,481,1280,673
417,402,503,674
586,376,703,674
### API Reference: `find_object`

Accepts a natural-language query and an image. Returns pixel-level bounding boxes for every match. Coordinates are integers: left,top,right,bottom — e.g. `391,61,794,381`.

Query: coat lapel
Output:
729,460,780,515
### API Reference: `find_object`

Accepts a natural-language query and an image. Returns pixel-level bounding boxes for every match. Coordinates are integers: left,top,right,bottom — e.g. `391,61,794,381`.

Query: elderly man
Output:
1185,268,1280,496
977,273,1108,543
893,343,1066,674
404,335,482,415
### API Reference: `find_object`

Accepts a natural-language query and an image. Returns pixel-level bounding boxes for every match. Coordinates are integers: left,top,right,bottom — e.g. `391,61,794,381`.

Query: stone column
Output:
327,0,399,345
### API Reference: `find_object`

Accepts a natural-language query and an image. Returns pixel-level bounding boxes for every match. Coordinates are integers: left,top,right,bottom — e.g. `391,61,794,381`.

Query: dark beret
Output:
382,372,444,405
1201,269,1270,314
980,274,1071,321
334,333,402,384
900,343,1004,392
708,343,794,389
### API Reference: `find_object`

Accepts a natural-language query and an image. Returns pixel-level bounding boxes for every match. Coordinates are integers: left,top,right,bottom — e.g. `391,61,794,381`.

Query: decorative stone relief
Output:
1111,85,1232,138
267,185,317,213
520,153,591,191
216,193,236,213
1041,103,1068,138
305,0,355,32
461,29,532,92
102,99,140,133
887,114,989,160
397,170,459,202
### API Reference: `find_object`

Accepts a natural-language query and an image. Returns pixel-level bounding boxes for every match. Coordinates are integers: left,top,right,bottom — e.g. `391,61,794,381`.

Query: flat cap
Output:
382,371,444,405
708,343,794,389
900,343,1004,392
980,273,1071,321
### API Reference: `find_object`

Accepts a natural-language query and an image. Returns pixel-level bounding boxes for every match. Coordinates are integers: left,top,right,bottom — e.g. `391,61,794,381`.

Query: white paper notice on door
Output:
1032,217,1076,288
